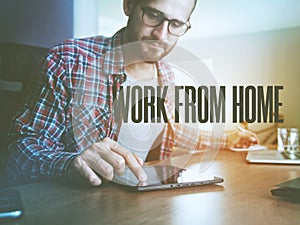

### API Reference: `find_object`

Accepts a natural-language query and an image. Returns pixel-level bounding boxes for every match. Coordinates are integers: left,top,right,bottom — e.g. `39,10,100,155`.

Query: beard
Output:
139,39,176,62
121,26,178,63
122,40,175,64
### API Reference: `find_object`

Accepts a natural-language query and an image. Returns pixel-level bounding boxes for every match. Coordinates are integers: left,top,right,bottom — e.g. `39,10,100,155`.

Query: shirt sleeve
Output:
6,50,78,182
173,123,228,150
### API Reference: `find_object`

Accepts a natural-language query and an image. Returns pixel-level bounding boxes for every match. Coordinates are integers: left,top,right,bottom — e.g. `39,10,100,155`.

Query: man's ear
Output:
123,0,135,16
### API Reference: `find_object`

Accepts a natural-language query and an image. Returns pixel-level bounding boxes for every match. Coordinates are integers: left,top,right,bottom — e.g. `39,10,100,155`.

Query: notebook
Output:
246,150,300,164
271,177,300,201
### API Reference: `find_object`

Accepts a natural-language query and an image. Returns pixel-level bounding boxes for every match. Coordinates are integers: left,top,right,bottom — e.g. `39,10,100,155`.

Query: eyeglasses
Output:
141,7,191,36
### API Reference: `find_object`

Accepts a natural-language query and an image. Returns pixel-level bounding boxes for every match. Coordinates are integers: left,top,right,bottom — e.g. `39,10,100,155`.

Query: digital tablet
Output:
113,165,223,191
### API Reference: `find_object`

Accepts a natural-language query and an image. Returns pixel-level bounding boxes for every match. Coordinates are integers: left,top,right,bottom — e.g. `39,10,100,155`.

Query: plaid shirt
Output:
6,29,227,182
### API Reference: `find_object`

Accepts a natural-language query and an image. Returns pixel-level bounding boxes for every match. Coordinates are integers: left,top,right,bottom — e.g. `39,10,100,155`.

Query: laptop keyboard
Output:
281,151,300,160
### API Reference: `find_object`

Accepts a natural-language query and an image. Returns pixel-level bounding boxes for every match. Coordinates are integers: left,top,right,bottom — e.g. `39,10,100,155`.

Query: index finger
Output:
104,138,148,181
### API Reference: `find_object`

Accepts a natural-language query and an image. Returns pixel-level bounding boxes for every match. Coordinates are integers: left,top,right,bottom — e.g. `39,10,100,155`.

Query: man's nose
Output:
151,21,169,41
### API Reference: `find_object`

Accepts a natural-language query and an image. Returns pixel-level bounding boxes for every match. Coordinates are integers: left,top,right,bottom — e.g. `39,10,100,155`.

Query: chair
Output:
0,42,48,187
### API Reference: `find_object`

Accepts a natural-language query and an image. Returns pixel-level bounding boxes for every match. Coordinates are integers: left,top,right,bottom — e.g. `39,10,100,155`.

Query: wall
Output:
97,0,127,37
181,27,300,134
0,0,73,48
73,0,99,38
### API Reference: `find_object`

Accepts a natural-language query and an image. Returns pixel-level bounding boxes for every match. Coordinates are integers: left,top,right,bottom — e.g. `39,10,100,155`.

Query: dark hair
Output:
139,0,197,12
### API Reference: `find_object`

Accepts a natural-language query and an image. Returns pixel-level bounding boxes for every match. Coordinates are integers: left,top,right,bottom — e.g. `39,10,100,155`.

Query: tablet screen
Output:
113,165,223,191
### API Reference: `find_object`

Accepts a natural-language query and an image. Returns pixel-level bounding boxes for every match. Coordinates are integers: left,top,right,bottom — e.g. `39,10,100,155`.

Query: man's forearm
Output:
6,138,78,183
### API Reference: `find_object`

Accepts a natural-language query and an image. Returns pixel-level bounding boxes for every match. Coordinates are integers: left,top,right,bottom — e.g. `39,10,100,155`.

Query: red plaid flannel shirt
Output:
6,29,227,182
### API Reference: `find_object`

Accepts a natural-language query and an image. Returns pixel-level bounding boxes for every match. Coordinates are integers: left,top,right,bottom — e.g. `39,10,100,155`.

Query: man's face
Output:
123,0,195,61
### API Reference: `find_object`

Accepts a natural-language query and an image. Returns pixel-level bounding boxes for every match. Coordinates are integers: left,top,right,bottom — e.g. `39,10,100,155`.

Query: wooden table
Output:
2,150,300,225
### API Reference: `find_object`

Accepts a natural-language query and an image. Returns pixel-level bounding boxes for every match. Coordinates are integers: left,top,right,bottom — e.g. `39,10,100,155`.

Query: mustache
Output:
140,38,171,49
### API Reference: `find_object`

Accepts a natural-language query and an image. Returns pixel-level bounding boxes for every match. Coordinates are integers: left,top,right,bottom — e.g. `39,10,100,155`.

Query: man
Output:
6,0,257,186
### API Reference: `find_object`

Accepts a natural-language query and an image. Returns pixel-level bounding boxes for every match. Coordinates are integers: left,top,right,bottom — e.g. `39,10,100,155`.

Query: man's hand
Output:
67,137,147,186
227,126,259,149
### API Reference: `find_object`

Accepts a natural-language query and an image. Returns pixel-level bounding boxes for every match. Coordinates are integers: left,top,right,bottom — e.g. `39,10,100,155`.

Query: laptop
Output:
113,165,223,191
246,150,300,164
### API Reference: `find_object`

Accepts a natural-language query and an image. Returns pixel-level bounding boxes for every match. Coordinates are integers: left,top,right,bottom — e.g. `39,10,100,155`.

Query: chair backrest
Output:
0,42,48,181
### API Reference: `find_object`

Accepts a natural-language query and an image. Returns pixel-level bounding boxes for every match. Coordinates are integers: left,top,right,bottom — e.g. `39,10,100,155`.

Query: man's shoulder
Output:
49,35,112,58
